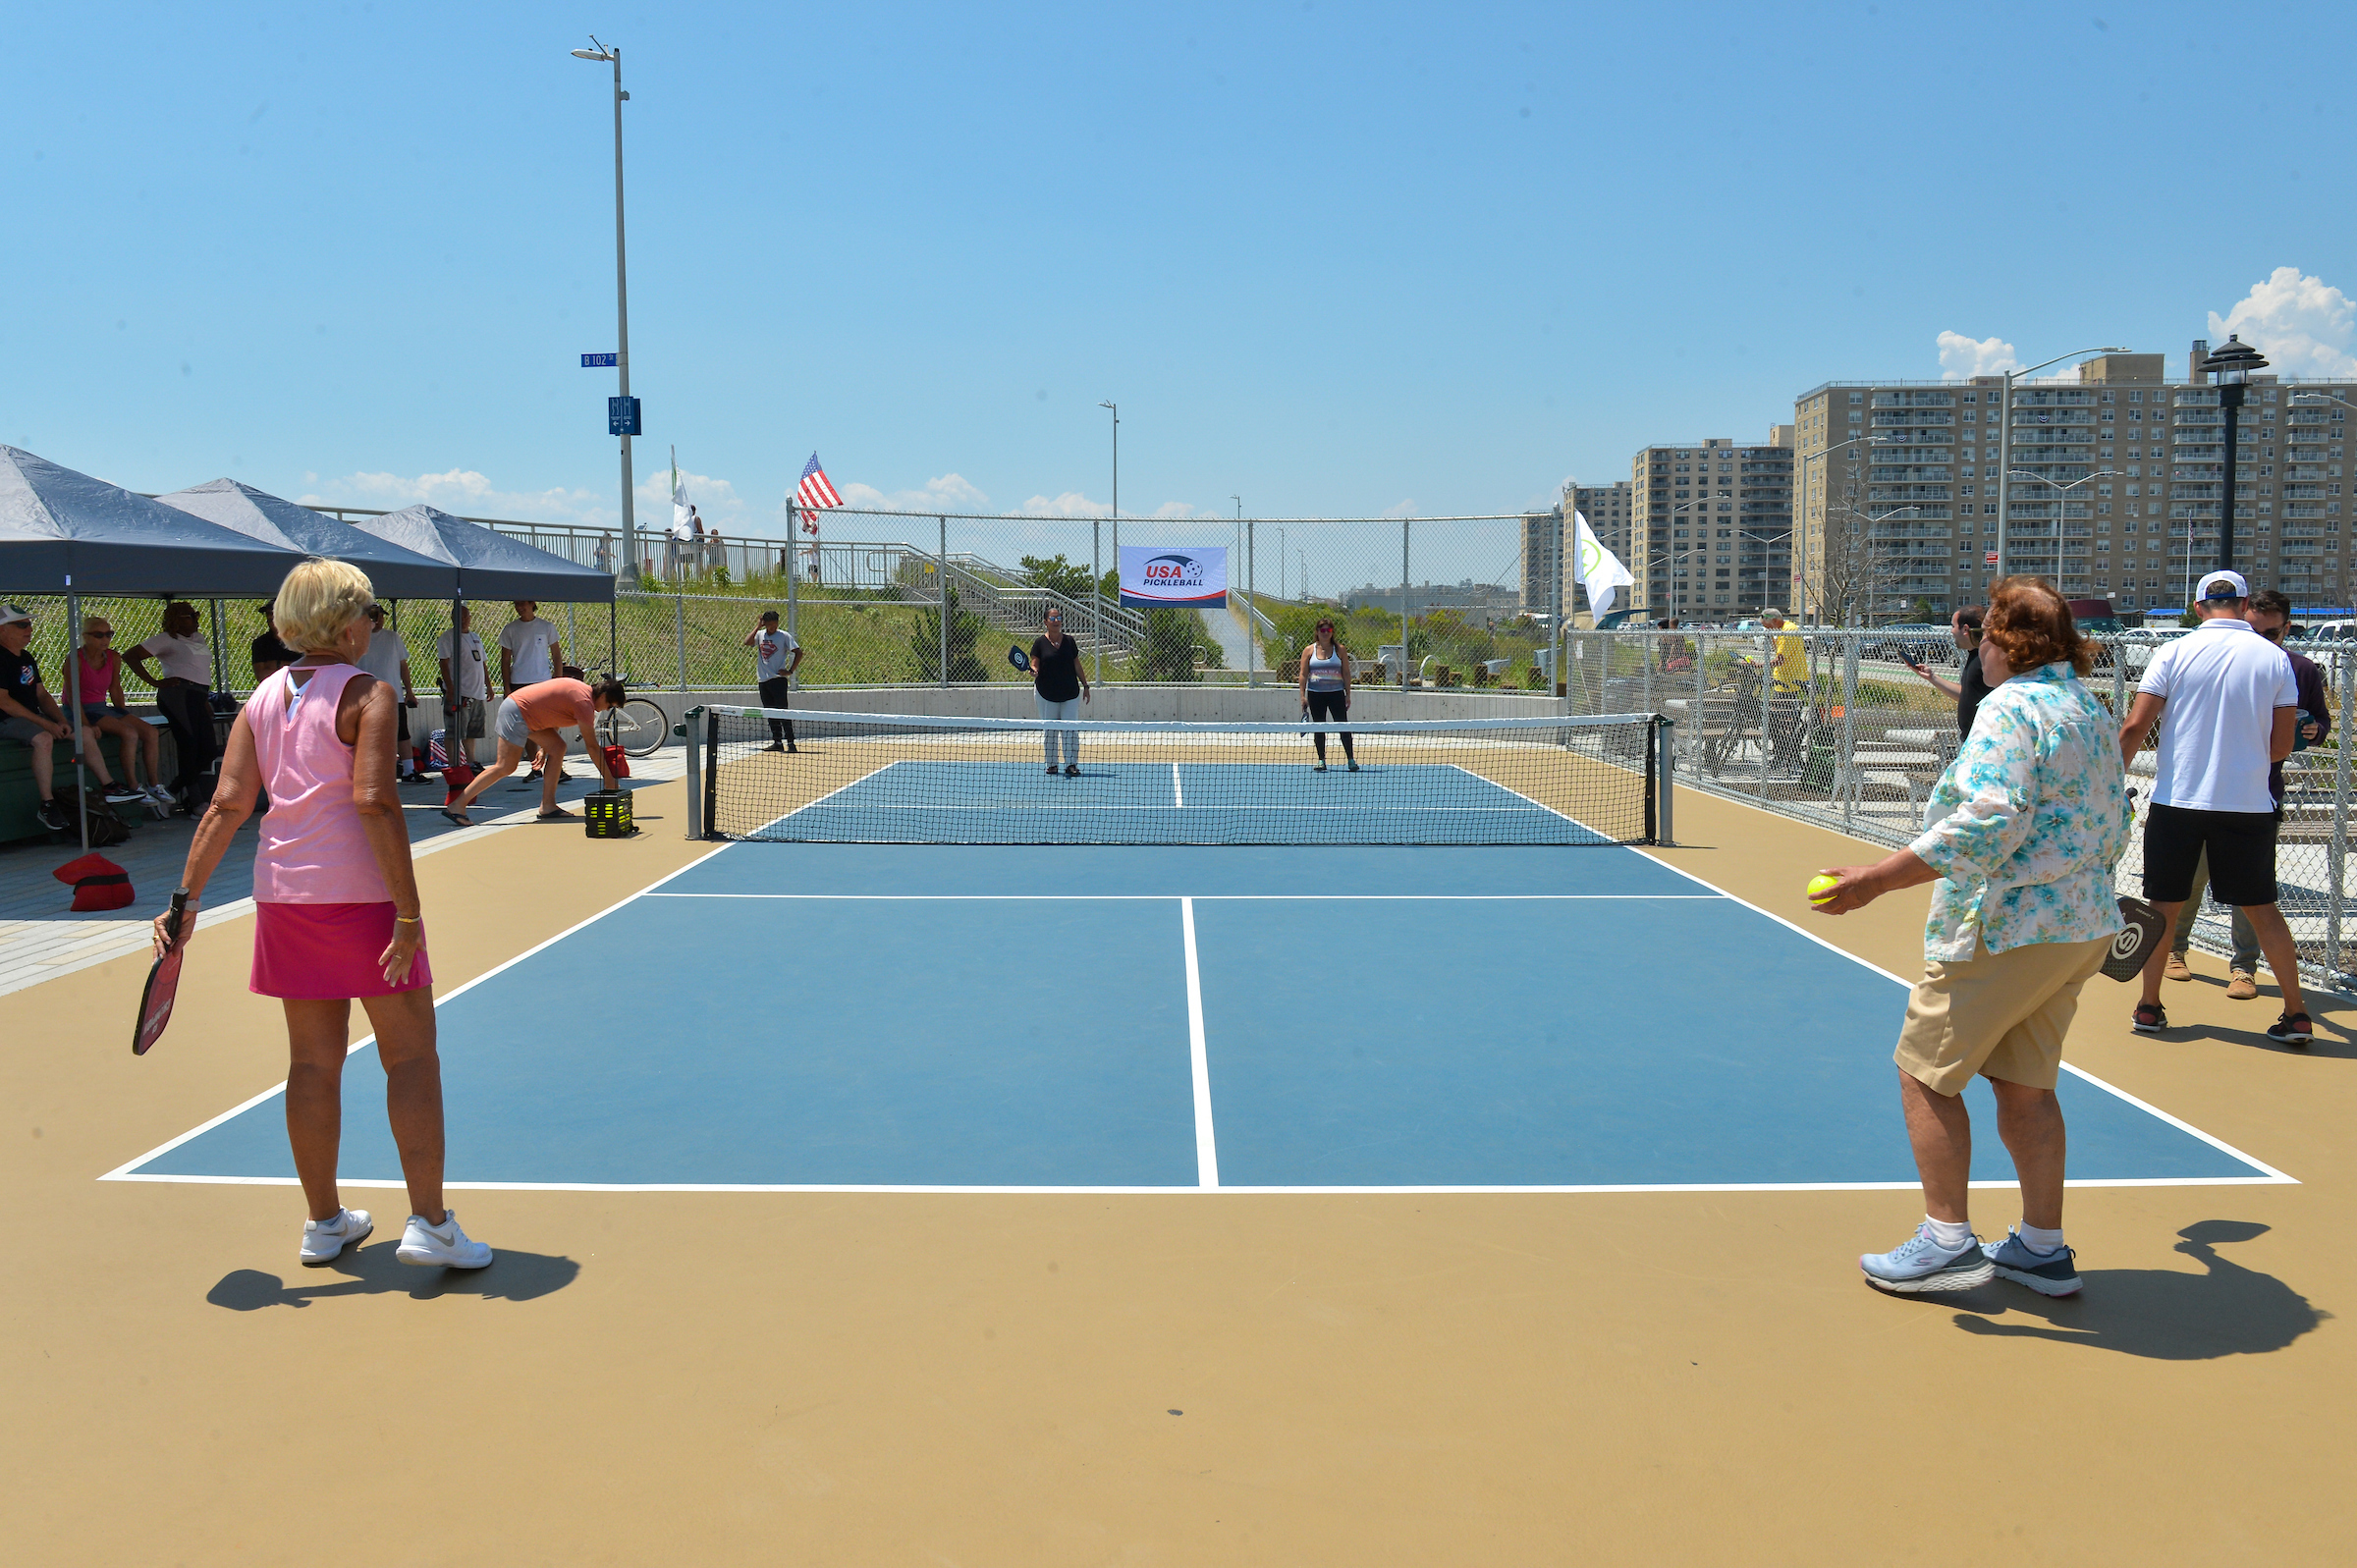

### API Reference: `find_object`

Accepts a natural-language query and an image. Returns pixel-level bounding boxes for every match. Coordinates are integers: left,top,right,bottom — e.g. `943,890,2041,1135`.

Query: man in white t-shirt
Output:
742,610,802,752
498,602,567,780
358,603,420,780
435,605,490,766
2116,569,2310,1044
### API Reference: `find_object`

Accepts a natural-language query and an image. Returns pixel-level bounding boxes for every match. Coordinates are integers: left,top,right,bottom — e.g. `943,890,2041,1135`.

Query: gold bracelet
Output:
395,915,422,926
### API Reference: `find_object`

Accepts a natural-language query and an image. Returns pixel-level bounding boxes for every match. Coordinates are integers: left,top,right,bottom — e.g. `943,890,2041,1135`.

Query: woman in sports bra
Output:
1295,618,1357,772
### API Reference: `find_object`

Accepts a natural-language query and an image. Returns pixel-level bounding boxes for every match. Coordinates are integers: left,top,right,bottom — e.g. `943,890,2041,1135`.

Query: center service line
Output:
1179,895,1219,1187
1173,760,1184,808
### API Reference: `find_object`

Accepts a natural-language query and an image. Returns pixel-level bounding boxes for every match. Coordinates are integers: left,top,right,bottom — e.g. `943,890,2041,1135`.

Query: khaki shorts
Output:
1894,934,2110,1096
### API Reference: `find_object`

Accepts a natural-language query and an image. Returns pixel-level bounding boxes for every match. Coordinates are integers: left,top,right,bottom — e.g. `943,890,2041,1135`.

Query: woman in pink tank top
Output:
157,560,492,1271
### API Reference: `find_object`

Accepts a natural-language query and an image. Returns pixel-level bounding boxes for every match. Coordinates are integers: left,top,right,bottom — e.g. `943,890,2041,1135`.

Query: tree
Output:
909,585,991,681
1020,553,1118,604
1135,608,1202,681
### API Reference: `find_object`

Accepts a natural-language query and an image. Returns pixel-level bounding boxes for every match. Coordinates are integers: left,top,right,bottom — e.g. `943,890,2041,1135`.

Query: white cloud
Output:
2210,267,2357,378
832,472,992,514
1146,501,1201,519
1380,499,1419,518
301,468,609,525
1018,491,1113,517
1937,331,2021,380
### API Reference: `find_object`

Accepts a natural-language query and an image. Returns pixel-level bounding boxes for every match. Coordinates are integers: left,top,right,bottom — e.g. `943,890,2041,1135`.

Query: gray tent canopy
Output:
350,505,615,603
154,480,460,599
0,446,302,595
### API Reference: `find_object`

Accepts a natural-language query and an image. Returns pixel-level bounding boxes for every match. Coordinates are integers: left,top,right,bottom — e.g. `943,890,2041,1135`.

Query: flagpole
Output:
786,499,799,648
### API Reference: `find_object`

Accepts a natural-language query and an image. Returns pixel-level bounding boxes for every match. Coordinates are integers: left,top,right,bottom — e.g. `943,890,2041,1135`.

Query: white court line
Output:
1627,841,2296,1185
641,892,1727,901
1179,896,1219,1187
93,1175,2292,1195
99,838,737,1183
1443,761,1618,843
1172,761,1183,808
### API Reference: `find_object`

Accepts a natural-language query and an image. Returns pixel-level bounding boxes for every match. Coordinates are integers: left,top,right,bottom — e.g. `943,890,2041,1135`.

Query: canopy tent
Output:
349,505,615,603
0,446,304,596
154,479,460,599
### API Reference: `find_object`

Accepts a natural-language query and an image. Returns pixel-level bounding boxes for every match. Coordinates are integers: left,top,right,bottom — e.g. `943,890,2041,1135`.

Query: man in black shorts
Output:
2116,569,2311,1044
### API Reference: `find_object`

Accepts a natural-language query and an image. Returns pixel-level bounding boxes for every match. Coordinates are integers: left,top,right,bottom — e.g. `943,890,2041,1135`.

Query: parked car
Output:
1866,622,1957,668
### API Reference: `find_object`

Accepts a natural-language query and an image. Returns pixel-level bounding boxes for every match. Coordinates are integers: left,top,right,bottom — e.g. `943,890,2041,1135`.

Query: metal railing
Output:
1565,626,2357,988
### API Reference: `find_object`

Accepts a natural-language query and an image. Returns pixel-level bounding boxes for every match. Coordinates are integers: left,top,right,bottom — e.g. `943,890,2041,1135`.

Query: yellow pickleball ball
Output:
1807,873,1841,905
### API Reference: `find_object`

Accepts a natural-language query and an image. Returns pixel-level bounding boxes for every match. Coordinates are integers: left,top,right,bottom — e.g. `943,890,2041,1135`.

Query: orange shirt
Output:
512,677,596,734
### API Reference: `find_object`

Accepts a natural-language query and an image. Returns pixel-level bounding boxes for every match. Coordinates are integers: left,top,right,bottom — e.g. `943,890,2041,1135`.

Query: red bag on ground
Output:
442,760,478,804
603,743,630,780
55,851,134,912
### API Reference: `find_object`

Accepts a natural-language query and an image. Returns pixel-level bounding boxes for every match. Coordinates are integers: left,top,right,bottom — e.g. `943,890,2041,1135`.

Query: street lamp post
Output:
1993,345,2131,583
571,37,637,586
2002,467,2125,597
1100,401,1119,681
1795,432,1899,624
2203,334,2269,572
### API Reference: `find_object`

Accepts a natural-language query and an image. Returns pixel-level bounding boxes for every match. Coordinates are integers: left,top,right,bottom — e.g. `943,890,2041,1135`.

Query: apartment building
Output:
1524,481,1634,615
1791,348,2355,621
1626,433,1793,620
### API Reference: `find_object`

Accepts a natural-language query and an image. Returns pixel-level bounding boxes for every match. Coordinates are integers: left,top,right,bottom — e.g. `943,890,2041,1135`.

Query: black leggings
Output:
155,683,216,801
1307,689,1353,761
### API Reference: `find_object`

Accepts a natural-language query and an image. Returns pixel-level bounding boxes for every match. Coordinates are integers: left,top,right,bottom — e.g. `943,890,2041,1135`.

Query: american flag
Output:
796,453,843,536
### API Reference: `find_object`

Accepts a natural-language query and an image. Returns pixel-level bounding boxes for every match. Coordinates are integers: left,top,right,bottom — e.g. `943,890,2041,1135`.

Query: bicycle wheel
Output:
602,698,672,758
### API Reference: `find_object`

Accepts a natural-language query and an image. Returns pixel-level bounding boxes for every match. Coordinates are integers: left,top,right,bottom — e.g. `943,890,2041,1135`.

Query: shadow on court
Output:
1943,1221,2328,1359
206,1240,581,1311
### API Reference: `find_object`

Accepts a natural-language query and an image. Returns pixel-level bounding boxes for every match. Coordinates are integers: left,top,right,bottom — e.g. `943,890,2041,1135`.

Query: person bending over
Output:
442,675,621,824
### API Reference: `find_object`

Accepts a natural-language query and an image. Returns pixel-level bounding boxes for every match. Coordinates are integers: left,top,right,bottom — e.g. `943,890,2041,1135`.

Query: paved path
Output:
0,744,685,1000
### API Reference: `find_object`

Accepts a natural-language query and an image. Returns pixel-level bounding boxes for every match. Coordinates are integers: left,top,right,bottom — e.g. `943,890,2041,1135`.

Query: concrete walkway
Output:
0,743,685,1000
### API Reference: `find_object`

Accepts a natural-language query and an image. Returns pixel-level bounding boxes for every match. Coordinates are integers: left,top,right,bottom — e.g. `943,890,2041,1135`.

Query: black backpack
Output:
49,784,133,848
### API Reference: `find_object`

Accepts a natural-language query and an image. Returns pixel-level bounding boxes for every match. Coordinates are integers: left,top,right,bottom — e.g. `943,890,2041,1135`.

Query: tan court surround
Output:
5,778,2352,1565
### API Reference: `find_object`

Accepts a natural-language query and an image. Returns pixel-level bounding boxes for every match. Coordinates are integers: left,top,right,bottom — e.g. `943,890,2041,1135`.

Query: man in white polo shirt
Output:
2117,569,2311,1045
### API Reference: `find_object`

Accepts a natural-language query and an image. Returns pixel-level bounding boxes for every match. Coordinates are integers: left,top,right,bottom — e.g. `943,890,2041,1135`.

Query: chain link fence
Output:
1566,626,2357,986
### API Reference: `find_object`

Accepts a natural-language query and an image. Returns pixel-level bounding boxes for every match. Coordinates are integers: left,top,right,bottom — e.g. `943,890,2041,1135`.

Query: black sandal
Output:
2131,1000,2167,1035
2266,1011,2314,1048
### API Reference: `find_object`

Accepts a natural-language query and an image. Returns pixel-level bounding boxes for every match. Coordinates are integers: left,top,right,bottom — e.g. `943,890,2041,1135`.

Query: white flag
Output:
670,447,693,540
1572,510,1632,620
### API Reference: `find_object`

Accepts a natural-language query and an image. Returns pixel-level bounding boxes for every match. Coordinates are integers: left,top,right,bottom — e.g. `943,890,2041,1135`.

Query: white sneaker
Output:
144,784,175,809
397,1209,493,1270
299,1206,373,1266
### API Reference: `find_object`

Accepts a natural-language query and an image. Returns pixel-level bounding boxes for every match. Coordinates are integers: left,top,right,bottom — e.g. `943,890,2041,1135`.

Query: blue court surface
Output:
740,758,1616,844
112,839,2287,1193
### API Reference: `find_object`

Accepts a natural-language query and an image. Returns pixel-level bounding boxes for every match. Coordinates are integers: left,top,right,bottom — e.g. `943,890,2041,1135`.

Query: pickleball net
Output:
695,707,1670,846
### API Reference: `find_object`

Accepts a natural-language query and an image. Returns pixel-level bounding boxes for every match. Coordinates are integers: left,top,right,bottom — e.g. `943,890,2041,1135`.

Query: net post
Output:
938,515,951,689
1653,715,1674,846
684,705,703,838
2333,646,2351,980
701,706,719,838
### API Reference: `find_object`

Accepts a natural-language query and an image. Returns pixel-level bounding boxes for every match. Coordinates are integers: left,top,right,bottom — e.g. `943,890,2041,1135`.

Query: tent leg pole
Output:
68,587,88,853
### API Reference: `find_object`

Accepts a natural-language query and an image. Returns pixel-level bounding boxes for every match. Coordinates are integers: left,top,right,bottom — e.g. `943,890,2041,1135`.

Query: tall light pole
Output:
1796,432,1897,623
572,37,637,585
1100,400,1119,587
2002,466,2125,596
1992,345,2130,582
2202,334,2268,571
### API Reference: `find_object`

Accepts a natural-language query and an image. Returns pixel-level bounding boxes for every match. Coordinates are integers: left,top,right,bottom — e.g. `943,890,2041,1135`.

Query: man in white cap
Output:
2116,568,2312,1044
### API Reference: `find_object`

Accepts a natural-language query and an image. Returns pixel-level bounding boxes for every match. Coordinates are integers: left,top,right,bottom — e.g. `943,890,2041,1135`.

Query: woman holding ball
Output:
1809,576,2128,1301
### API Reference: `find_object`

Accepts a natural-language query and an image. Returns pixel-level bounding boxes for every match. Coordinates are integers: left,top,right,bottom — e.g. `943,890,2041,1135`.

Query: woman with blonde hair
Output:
157,558,492,1271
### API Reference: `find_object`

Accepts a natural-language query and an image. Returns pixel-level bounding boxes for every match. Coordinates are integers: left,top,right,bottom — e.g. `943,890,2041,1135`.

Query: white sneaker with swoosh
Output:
397,1209,494,1270
300,1207,373,1266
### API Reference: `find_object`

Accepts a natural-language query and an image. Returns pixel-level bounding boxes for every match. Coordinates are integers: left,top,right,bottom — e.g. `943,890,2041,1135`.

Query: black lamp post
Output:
2204,333,2269,571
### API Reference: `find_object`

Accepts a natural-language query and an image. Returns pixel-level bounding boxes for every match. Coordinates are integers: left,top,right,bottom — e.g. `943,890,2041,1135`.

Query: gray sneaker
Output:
1982,1227,2082,1297
1860,1222,1995,1293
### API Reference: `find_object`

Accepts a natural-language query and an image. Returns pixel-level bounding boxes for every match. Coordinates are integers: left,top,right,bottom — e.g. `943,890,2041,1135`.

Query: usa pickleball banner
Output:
1119,545,1228,609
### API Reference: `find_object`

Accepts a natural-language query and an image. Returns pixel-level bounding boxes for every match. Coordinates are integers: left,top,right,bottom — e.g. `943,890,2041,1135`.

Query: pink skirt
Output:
250,901,433,1000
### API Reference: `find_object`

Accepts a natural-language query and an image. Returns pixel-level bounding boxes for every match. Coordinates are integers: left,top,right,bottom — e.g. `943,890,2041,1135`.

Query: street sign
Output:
581,352,618,367
1986,552,1999,566
608,396,642,436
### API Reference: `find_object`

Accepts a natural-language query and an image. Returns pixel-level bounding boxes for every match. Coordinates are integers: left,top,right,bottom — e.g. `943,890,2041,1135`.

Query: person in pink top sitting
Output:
157,559,492,1271
441,673,623,826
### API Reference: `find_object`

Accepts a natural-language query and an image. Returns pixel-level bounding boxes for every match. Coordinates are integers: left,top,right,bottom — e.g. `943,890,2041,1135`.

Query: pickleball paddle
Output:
134,888,194,1055
2100,895,2167,983
1008,645,1032,673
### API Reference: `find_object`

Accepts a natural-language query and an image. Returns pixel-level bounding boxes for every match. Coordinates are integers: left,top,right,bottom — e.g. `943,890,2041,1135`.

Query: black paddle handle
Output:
161,887,191,949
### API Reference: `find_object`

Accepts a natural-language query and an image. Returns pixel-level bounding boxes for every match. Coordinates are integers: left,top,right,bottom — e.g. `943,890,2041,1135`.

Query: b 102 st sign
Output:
1118,545,1228,609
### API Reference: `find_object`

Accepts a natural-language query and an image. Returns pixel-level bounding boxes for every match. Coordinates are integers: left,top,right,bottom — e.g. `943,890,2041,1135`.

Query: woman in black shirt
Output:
1030,608,1090,777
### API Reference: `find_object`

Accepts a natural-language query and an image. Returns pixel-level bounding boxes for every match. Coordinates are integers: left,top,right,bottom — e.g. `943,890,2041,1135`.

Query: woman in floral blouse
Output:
1814,577,2130,1300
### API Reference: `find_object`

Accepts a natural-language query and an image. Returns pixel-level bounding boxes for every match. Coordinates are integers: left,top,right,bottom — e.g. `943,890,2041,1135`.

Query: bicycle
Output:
591,673,672,759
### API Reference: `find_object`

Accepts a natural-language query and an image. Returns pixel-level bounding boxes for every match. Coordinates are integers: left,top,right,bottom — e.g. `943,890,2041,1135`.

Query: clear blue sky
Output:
7,1,2354,540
